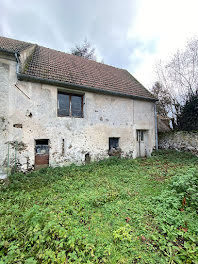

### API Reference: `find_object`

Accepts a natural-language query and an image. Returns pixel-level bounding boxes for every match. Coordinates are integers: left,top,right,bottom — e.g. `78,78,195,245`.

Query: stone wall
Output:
158,131,198,156
0,55,156,172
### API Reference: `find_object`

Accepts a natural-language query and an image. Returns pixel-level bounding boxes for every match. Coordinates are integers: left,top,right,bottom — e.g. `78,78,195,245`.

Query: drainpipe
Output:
154,103,158,150
15,52,20,74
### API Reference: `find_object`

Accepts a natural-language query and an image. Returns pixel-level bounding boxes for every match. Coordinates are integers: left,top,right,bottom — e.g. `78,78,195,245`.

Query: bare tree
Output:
151,82,172,117
71,39,96,61
154,36,198,124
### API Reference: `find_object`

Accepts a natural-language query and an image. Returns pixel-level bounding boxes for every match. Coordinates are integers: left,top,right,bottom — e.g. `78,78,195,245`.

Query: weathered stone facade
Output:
158,131,198,156
0,54,156,173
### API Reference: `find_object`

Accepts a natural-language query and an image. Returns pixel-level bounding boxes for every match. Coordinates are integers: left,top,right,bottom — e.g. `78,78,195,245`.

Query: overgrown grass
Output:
0,150,198,263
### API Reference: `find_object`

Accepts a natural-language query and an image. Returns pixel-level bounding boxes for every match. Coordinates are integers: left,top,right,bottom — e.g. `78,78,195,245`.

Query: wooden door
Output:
136,130,146,157
35,140,49,170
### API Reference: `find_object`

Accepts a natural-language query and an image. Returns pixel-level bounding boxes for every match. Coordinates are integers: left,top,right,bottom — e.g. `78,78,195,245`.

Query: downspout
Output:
15,52,20,74
14,52,30,99
154,103,158,150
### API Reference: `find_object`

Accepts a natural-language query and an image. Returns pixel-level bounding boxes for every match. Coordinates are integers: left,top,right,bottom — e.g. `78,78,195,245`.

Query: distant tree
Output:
154,37,198,129
156,37,198,102
151,82,172,117
71,39,96,61
177,92,198,131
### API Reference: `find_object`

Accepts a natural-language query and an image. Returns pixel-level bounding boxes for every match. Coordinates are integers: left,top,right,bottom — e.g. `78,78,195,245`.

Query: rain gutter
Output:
17,72,157,102
154,103,158,150
0,48,15,55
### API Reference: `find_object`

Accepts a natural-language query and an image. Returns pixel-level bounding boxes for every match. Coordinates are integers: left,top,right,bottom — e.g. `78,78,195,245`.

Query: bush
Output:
177,92,198,131
0,150,197,263
151,167,198,263
170,167,198,210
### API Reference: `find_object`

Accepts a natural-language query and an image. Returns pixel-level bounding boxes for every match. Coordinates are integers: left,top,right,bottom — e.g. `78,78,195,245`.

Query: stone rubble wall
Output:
0,56,156,173
158,131,198,156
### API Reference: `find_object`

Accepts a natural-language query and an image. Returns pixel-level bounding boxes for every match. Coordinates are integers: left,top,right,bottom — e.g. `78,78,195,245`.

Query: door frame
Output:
34,139,49,170
136,130,147,157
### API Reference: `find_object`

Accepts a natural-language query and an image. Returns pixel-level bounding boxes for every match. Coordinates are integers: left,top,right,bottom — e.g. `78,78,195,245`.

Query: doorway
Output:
35,139,49,170
136,130,146,157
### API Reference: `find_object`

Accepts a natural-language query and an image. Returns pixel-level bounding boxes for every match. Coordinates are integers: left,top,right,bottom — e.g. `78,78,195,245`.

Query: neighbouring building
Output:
0,36,157,174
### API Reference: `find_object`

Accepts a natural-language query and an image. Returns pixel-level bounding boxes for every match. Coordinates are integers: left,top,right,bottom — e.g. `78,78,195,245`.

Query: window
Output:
35,139,49,155
109,137,119,150
35,139,49,170
57,91,83,117
136,130,144,142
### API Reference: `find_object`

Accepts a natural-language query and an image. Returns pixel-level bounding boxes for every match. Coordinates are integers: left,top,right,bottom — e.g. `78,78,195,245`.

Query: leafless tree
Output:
154,36,198,124
71,39,96,61
151,82,172,117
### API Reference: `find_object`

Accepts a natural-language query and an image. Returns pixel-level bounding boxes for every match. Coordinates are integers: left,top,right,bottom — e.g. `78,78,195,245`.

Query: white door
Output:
136,130,146,157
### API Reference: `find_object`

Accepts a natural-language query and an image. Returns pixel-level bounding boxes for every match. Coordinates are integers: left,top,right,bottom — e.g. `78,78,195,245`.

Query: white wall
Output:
0,55,156,171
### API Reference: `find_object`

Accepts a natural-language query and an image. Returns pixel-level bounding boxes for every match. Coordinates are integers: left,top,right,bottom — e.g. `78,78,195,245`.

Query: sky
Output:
1,0,198,89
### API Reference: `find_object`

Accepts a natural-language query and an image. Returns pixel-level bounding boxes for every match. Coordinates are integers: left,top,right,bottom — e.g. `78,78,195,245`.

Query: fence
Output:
0,141,18,178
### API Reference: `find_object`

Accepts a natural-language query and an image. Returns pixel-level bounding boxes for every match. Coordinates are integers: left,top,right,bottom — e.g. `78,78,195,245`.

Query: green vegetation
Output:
177,92,198,131
0,150,198,263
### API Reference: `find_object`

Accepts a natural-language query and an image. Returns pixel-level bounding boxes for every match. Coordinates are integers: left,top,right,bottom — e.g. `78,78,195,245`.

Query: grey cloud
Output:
0,0,157,72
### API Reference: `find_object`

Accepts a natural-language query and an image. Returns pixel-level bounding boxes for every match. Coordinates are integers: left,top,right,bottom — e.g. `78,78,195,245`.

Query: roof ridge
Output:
0,35,129,73
0,35,35,52
0,35,156,101
0,35,34,46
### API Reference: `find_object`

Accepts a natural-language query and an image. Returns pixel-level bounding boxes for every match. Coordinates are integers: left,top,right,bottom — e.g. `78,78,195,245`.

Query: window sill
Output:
57,115,84,118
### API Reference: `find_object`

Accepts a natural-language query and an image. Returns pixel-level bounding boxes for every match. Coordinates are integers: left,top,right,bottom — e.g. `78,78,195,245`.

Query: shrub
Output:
170,167,198,210
177,92,198,131
151,167,198,263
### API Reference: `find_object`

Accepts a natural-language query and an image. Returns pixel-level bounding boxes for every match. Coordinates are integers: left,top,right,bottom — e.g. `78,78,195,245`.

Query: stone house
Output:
0,36,157,173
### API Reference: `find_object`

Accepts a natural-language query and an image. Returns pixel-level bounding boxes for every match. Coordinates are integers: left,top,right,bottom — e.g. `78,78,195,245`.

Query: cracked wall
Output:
0,56,156,171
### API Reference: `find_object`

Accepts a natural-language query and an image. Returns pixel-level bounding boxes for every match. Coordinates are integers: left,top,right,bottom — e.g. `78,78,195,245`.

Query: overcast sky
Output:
1,0,198,88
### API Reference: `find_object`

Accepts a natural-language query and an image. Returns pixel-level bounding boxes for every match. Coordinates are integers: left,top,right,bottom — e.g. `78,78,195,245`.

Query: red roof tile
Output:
0,36,155,100
0,36,33,52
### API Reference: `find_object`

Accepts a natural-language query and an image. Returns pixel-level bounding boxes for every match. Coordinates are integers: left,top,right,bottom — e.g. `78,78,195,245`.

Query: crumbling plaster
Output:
0,56,156,171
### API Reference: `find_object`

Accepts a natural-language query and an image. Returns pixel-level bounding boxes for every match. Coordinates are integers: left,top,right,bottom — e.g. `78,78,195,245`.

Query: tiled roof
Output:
0,36,155,100
0,36,33,53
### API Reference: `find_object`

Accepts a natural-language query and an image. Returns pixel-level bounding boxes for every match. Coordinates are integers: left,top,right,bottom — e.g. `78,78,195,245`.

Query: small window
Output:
109,137,119,150
35,139,49,155
58,91,83,117
137,130,144,142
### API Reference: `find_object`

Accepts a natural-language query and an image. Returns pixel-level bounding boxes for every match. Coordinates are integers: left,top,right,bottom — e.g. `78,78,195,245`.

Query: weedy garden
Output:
0,150,198,263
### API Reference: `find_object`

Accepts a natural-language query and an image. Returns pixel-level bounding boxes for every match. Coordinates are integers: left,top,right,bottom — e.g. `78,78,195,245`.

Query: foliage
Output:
170,168,198,209
0,150,198,263
71,39,96,60
177,92,198,131
150,165,198,263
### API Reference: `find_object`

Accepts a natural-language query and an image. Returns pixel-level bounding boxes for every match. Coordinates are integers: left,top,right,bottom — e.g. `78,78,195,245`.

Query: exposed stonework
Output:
158,131,198,156
0,54,156,174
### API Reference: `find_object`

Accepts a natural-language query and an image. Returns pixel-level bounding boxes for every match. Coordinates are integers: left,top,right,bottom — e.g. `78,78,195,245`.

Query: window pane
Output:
58,93,69,116
141,131,144,141
71,95,82,117
35,145,49,155
109,138,119,150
